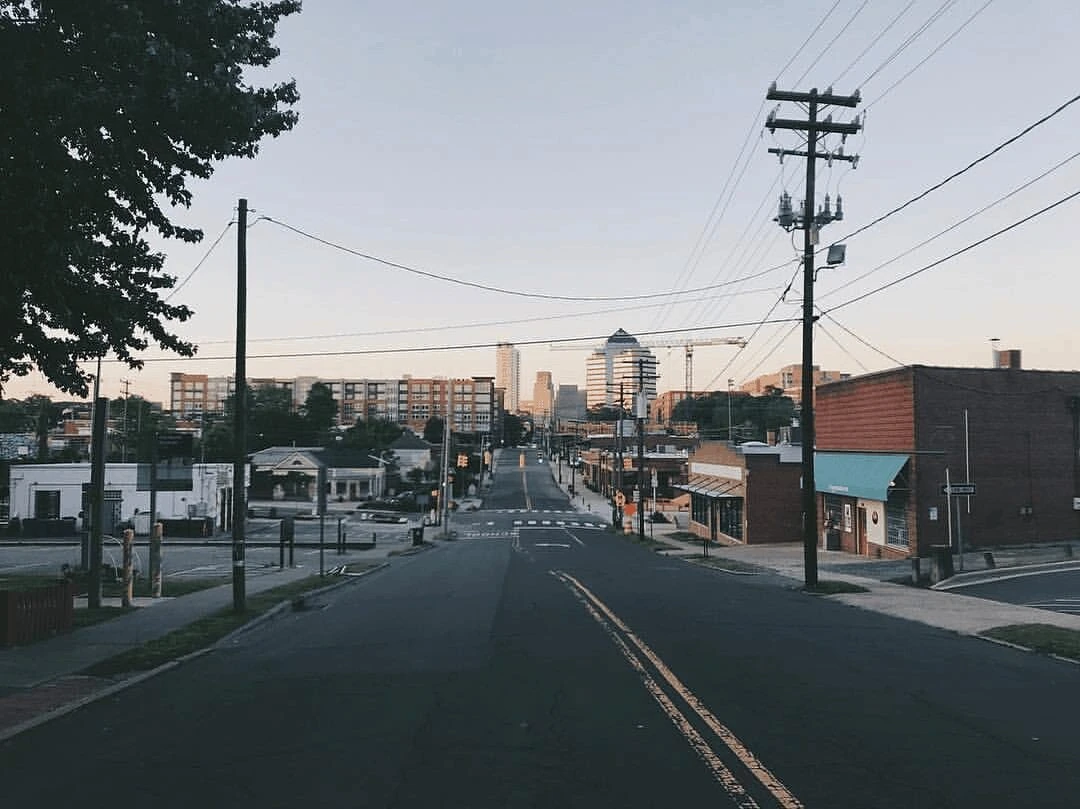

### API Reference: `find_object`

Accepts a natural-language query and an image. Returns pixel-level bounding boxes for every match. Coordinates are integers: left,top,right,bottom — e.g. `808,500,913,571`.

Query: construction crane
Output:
550,335,746,393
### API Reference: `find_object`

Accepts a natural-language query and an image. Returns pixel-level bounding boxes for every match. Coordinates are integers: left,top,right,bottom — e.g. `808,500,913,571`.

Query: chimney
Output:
996,349,1022,369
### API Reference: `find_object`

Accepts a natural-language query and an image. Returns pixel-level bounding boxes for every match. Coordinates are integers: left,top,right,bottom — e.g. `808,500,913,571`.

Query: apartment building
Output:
495,343,521,412
738,363,850,404
170,373,496,435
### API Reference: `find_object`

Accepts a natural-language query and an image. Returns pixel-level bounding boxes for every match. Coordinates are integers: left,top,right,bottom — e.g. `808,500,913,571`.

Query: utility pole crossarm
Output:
766,116,861,135
768,148,859,163
766,85,861,107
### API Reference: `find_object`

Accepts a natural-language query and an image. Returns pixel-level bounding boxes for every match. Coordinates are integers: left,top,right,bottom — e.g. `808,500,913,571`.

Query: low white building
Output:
8,463,238,535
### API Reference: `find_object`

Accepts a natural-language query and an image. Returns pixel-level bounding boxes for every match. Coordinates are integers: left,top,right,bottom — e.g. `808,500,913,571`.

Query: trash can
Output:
929,544,954,583
411,526,424,546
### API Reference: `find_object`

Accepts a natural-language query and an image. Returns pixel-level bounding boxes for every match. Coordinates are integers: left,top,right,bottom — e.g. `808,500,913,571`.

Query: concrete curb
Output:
0,563,392,743
215,562,390,647
0,646,215,744
932,559,1080,590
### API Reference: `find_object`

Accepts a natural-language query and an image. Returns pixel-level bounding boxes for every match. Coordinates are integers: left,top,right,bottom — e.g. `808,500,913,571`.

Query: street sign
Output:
941,483,976,497
614,491,626,507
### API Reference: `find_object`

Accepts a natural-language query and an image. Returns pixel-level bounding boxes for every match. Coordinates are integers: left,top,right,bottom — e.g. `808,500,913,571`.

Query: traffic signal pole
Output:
765,86,861,588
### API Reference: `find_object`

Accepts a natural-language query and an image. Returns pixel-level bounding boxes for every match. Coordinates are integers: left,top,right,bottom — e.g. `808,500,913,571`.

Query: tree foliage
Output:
671,391,795,442
422,416,444,446
301,382,338,439
0,0,301,395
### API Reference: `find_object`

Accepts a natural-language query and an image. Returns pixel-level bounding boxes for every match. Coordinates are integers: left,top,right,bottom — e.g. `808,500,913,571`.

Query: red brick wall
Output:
745,453,801,543
912,367,1080,551
816,368,916,451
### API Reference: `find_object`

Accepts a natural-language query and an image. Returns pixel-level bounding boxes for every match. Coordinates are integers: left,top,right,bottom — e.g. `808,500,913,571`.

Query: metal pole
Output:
232,197,248,611
945,467,954,553
637,360,646,540
319,512,325,577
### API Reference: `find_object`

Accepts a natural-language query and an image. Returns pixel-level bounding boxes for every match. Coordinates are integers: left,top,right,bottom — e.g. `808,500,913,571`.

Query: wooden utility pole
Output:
637,359,647,540
87,397,108,609
232,198,248,612
766,84,861,587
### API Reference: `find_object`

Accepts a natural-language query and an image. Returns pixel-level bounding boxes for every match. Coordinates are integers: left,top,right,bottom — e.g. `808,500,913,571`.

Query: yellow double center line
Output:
552,570,803,809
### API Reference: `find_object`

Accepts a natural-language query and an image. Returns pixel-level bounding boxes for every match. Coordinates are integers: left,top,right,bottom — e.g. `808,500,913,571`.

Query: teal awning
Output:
814,452,908,502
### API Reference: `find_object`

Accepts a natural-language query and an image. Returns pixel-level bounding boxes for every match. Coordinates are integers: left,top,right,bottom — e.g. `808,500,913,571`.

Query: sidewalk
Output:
546,461,1080,637
0,538,433,739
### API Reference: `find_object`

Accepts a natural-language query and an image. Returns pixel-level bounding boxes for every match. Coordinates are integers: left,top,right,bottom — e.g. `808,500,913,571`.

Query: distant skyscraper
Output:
495,342,521,411
555,384,587,423
585,329,658,410
532,371,554,426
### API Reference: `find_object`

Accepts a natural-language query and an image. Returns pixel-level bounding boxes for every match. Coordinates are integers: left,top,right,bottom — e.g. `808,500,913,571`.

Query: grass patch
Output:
666,531,699,542
803,580,870,595
0,575,67,591
82,575,335,678
618,532,679,551
695,557,765,574
982,624,1080,661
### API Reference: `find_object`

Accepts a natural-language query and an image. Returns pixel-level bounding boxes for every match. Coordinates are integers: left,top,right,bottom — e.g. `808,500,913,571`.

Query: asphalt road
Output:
2,452,1078,807
951,567,1080,615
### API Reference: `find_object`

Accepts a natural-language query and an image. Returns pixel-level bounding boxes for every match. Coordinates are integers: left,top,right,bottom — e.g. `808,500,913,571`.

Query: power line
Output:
832,90,1080,245
260,215,781,303
111,318,800,364
821,147,1080,300
699,264,803,391
775,0,842,82
656,0,850,330
815,318,870,373
793,0,870,87
164,221,236,303
733,321,802,384
817,310,905,367
831,1,916,86
825,187,1080,313
188,284,784,345
861,0,958,86
865,0,996,111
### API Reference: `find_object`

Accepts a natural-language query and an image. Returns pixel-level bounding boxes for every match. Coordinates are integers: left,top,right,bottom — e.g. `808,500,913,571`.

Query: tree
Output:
343,418,403,453
1,1,301,396
302,382,338,442
423,416,444,446
502,413,524,446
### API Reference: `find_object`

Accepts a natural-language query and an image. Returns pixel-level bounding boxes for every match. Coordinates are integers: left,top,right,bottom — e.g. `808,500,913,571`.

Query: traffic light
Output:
457,453,469,468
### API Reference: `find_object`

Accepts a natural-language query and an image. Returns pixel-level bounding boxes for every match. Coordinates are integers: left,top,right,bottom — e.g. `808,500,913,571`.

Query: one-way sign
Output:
941,483,977,496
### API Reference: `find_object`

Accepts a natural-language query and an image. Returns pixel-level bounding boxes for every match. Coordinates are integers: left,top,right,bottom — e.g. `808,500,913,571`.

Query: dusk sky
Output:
11,0,1080,404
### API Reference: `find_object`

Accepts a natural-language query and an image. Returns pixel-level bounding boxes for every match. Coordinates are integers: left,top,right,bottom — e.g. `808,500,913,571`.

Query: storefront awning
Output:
815,452,908,502
674,475,744,498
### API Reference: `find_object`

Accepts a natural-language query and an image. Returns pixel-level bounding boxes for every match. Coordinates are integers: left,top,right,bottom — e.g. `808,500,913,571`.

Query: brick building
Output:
739,363,850,404
676,440,802,545
815,365,1080,558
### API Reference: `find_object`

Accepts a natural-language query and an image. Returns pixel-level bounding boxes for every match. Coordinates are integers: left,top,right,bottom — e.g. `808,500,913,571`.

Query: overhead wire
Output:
831,0,916,86
112,318,801,364
793,0,871,87
830,90,1080,247
821,147,1080,300
815,318,870,373
654,0,850,331
774,0,843,82
865,0,996,112
817,309,905,367
259,215,780,303
187,284,784,345
824,187,1080,314
860,0,958,86
163,220,235,303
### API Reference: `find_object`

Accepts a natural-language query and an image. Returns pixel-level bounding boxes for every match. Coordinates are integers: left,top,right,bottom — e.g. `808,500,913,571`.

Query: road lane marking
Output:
522,468,532,510
555,571,804,809
552,571,759,808
0,561,55,573
562,528,585,547
535,543,572,549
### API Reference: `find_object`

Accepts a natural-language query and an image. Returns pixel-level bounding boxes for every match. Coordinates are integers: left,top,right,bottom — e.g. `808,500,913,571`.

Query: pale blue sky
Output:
12,0,1080,403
